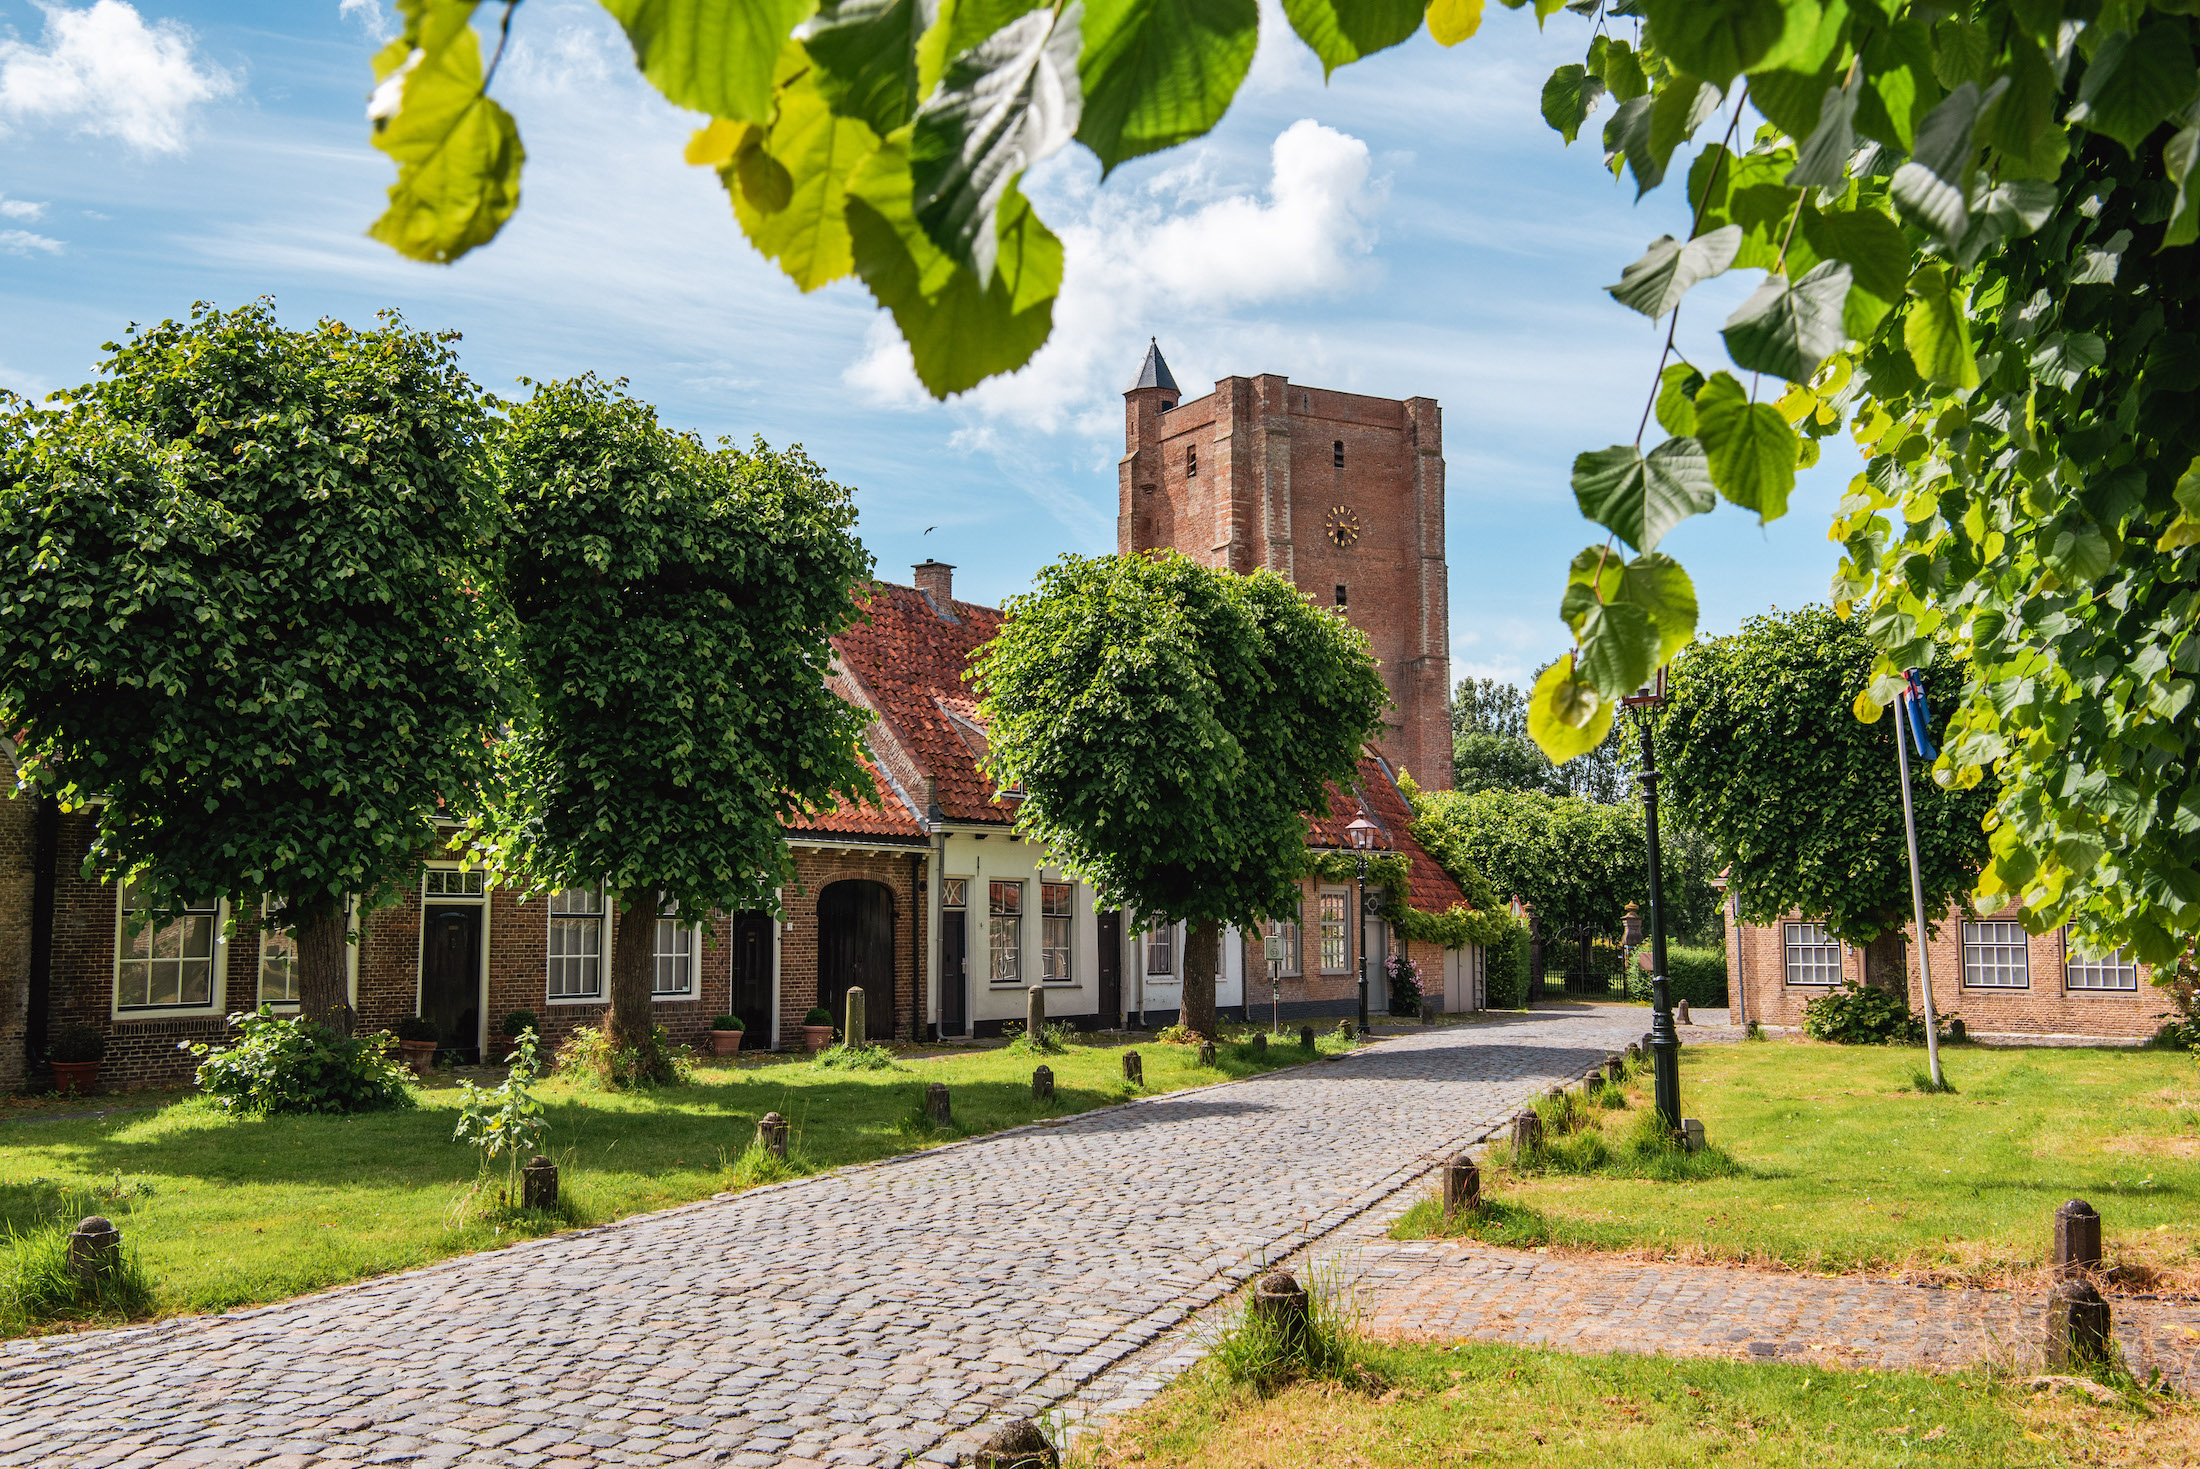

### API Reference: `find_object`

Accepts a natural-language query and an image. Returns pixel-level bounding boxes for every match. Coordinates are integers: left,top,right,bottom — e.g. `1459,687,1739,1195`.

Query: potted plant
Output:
801,1006,835,1053
708,1013,745,1057
395,1016,441,1078
501,1009,539,1063
47,1023,104,1096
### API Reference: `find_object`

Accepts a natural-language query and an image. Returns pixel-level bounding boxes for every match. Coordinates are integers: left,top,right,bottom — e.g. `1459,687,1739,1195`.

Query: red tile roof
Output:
831,582,1015,824
783,752,925,841
1310,757,1473,916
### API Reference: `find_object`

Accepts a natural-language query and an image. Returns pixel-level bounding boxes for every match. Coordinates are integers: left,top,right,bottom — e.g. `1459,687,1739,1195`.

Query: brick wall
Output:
0,790,32,1092
780,845,929,1045
1731,906,2164,1041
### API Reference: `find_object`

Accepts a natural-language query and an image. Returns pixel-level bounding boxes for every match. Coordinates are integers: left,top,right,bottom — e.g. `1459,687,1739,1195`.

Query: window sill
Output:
545,994,608,1007
650,992,697,1003
112,1007,224,1023
1960,984,2032,991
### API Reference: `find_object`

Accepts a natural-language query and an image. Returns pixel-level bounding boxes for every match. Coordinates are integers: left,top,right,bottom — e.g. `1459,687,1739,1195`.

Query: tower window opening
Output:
1334,584,1348,607
1332,439,1344,468
1187,445,1197,478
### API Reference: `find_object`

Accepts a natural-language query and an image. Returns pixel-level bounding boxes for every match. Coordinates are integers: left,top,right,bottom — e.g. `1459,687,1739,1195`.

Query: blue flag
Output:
1901,669,1938,761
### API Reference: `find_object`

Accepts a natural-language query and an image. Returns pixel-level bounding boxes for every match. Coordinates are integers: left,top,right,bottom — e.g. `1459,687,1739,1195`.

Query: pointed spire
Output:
1129,337,1179,393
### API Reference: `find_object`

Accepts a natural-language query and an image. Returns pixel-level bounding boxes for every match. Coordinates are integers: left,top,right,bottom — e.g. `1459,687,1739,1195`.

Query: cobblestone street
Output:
0,1006,1664,1468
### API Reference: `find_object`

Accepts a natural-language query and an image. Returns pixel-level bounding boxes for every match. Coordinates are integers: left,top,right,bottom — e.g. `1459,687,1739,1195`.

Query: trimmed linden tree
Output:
472,376,874,1082
972,552,1389,1038
0,303,511,1028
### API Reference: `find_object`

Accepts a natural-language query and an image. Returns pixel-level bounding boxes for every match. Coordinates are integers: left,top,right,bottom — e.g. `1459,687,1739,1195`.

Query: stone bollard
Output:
1443,1154,1480,1217
2045,1279,2112,1369
2054,1199,2103,1278
1032,1065,1054,1101
1642,1031,1654,1052
1605,1056,1624,1085
1510,1109,1542,1154
845,985,866,1049
1627,1041,1643,1062
1299,1025,1315,1051
1948,1016,1968,1043
974,1417,1058,1469
1026,983,1047,1047
757,1111,789,1159
1680,1118,1706,1154
1123,1050,1144,1086
1676,999,1692,1025
522,1155,559,1211
1252,1033,1267,1055
1198,1040,1216,1067
1420,994,1439,1024
65,1216,120,1285
925,1081,952,1126
1252,1269,1310,1353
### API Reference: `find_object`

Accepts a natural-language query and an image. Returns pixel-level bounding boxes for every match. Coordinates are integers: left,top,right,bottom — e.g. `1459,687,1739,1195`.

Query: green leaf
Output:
1571,437,1716,554
1605,225,1741,319
800,0,940,137
1891,79,1999,244
368,16,525,264
1427,0,1485,47
1641,0,1785,89
1542,63,1607,144
2167,124,2200,249
1903,261,1979,389
1654,362,1705,437
1855,18,1939,152
2069,24,2198,156
1798,205,1907,301
1721,260,1851,384
1950,178,2057,271
910,2,1082,282
1983,34,2069,180
1590,34,1648,103
1576,599,1658,699
1279,0,1423,76
1565,546,1699,664
1078,0,1257,174
846,133,1062,397
1756,0,1848,77
2028,331,2105,393
601,0,815,123
1527,654,1616,762
1648,75,1724,172
725,63,879,292
1693,370,1800,521
2178,458,2200,521
1787,81,1857,188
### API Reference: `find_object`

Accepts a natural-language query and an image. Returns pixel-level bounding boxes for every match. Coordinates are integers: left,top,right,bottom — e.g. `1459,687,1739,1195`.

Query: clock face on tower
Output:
1325,504,1360,549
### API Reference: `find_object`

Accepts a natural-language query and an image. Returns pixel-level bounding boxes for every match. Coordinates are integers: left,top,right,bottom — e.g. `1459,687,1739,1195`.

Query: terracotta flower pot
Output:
709,1028,744,1057
399,1039,439,1078
801,1025,834,1054
50,1060,99,1097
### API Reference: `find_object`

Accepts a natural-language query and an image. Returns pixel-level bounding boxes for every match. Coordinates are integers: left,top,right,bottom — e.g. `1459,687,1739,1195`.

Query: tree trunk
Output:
1182,917,1222,1039
294,896,351,1034
609,888,667,1079
1863,931,1909,1003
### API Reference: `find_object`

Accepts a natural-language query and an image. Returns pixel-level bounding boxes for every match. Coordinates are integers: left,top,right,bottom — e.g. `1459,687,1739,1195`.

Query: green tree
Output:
1454,673,1632,803
472,376,875,1078
0,302,511,1027
1409,787,1647,957
1656,606,1996,991
972,552,1388,1038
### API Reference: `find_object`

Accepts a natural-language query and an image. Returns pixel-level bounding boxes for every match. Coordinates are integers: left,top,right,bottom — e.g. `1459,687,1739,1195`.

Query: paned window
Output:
259,900,298,1006
653,900,694,997
1262,918,1302,975
116,883,218,1010
424,869,485,897
1319,890,1349,972
941,878,968,910
2064,932,2140,991
1041,882,1073,981
1963,920,2031,988
1145,921,1174,975
989,880,1023,983
1332,439,1345,467
548,885,606,999
1782,922,1842,986
1186,445,1197,478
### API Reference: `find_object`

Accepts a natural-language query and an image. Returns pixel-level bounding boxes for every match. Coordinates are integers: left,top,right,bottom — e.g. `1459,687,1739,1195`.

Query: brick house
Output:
1724,900,2164,1043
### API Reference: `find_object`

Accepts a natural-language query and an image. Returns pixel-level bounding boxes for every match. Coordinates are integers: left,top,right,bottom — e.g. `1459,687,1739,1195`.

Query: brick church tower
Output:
1118,341,1453,791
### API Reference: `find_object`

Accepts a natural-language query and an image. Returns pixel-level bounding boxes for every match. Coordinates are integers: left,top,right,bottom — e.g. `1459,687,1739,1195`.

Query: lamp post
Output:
1622,670,1681,1137
1347,815,1380,1036
1263,924,1286,1035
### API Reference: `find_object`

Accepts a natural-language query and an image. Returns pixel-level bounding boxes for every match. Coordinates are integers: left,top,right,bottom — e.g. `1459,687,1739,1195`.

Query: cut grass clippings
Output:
1393,1038,2200,1289
0,1027,1359,1335
1079,1339,2194,1468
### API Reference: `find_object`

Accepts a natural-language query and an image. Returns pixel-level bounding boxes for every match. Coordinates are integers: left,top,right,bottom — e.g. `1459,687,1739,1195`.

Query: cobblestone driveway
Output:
0,1006,1668,1468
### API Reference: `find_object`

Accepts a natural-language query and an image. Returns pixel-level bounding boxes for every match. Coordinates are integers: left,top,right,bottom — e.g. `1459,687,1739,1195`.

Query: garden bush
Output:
814,1042,899,1071
1384,952,1423,1017
1801,983,1929,1045
711,1013,743,1031
45,1022,104,1064
1621,943,1728,1010
190,1007,416,1116
501,1009,539,1038
555,1023,694,1089
1482,921,1529,1009
1003,1019,1074,1055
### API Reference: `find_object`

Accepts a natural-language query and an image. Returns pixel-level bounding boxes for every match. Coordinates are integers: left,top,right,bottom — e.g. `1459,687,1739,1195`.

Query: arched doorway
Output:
817,880,895,1042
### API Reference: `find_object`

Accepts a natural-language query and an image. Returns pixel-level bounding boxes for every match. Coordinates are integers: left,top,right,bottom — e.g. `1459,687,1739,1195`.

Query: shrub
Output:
1482,921,1530,1009
191,1007,417,1116
1152,1022,1203,1046
1621,942,1728,1009
46,1023,104,1064
1384,952,1423,1017
711,1014,744,1031
1802,982,1929,1045
555,1023,694,1089
395,1016,440,1044
803,1007,833,1027
452,1030,549,1203
501,1009,539,1038
814,1042,898,1071
1005,1019,1074,1055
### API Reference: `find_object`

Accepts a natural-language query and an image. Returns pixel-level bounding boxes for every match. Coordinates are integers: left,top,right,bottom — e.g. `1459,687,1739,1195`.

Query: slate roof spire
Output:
1129,337,1179,393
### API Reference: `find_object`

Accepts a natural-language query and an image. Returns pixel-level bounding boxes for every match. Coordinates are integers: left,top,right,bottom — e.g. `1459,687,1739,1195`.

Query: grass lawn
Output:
1083,1339,2192,1467
0,1027,1351,1334
1393,1037,2200,1286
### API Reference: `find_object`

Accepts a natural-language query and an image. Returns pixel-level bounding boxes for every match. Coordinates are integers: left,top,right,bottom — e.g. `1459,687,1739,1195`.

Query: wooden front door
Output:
941,902,967,1036
731,910,774,1043
817,880,895,1042
1096,910,1121,1025
420,905,481,1061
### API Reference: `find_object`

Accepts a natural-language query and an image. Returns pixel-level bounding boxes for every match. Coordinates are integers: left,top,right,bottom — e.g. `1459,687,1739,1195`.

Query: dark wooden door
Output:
1096,910,1121,1025
731,910,774,1042
817,880,894,1042
421,905,481,1061
941,903,967,1036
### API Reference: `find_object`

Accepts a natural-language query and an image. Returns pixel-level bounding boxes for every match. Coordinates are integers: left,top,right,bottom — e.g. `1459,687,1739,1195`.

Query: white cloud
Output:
338,0,397,41
0,1,237,154
0,228,63,255
0,194,47,220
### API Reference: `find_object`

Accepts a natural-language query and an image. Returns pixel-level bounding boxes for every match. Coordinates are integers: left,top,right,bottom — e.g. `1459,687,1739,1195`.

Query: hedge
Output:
1621,942,1729,1010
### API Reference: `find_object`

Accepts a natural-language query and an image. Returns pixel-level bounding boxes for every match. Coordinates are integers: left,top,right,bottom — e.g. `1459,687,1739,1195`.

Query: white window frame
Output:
2063,929,2140,992
652,900,700,1000
258,898,300,1009
1782,922,1842,986
256,897,365,1011
547,883,608,1004
988,879,1024,985
114,883,225,1017
1145,920,1174,976
1318,888,1350,974
1040,881,1074,983
1962,920,2031,989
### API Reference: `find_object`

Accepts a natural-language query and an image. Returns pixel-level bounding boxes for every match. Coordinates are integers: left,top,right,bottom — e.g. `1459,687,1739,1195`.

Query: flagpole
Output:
1895,671,1945,1090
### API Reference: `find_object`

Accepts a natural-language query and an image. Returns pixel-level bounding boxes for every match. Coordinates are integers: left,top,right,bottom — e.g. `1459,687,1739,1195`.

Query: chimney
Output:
913,560,956,618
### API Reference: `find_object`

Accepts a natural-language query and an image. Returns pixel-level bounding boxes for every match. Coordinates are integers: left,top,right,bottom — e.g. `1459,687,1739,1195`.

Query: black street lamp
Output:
1347,814,1380,1036
1623,670,1682,1136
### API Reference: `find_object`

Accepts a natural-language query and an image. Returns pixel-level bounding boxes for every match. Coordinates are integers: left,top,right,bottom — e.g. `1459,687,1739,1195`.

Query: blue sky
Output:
0,0,1856,688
